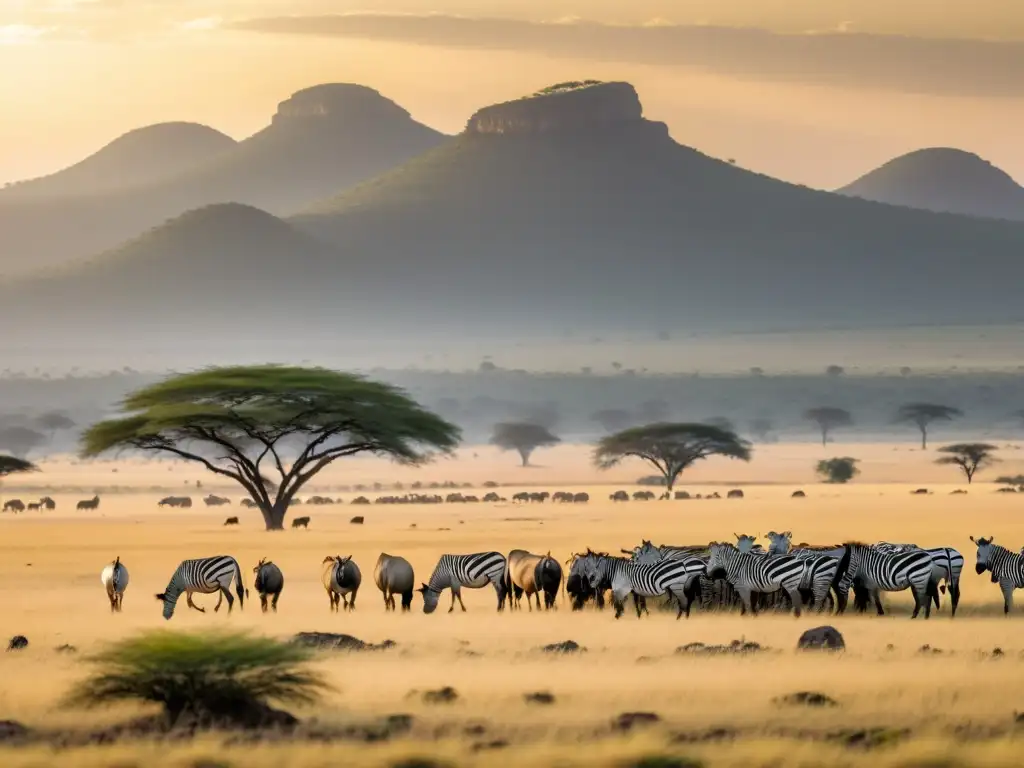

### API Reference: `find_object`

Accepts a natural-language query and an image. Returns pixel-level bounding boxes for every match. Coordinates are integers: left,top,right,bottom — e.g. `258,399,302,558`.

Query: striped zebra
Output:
155,555,247,620
765,531,839,612
705,542,805,616
876,542,964,616
566,550,605,610
972,536,1024,614
835,543,934,618
581,553,705,619
100,557,129,612
418,552,508,614
627,540,737,612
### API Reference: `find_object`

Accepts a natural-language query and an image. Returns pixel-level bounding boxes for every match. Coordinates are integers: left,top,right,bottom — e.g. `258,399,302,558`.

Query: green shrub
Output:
63,630,328,722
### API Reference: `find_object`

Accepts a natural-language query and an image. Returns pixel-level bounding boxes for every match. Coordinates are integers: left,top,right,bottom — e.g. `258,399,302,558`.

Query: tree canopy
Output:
816,457,860,484
804,407,853,447
0,455,38,477
895,403,962,449
490,422,560,466
593,422,751,492
80,366,461,530
936,443,997,484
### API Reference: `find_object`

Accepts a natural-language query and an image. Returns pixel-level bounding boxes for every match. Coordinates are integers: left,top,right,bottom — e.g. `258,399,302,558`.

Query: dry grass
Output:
3,444,1024,766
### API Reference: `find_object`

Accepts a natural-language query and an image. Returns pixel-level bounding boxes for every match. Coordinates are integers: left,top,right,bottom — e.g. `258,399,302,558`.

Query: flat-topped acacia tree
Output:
593,422,752,493
0,455,37,478
80,366,461,530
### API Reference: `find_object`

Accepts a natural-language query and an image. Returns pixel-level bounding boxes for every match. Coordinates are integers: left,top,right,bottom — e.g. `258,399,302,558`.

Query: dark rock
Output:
791,490,806,498
470,739,509,752
463,723,486,736
540,640,586,654
350,516,365,524
421,687,458,705
291,632,395,651
993,647,1005,658
726,489,744,499
524,691,556,705
0,720,30,744
796,626,846,651
613,712,661,731
671,727,737,744
828,727,909,749
951,489,968,495
389,760,450,768
625,757,704,768
6,635,28,651
775,691,839,708
54,644,77,653
917,644,943,655
910,488,930,495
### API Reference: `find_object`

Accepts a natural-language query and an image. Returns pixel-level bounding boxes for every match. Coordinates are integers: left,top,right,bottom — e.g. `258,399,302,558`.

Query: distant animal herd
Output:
91,533,1024,621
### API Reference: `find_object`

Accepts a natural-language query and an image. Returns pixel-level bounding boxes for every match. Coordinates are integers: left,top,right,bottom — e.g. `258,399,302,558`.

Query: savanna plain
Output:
2,444,1024,768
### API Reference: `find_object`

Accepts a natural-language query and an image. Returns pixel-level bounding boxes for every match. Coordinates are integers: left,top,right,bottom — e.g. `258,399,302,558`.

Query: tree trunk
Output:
259,502,288,531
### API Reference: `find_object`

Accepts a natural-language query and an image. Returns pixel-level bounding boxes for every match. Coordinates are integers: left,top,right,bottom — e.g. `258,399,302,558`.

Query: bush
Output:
816,457,860,484
63,630,328,726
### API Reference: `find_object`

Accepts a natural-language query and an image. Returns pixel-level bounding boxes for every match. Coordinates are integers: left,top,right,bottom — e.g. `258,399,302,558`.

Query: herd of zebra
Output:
93,535,1024,620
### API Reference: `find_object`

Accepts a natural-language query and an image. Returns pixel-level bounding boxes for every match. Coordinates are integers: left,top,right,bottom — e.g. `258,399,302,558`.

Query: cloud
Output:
230,13,1024,99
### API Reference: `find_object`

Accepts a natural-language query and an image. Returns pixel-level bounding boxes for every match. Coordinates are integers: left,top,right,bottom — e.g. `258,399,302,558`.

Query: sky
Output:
2,1,1023,189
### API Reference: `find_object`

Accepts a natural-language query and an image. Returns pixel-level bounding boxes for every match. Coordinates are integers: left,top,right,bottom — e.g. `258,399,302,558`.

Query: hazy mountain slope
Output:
5,81,1024,347
838,148,1024,220
1,123,237,200
0,84,447,275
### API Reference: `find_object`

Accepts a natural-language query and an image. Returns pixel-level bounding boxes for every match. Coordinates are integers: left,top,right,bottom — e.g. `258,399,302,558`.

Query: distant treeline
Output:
0,368,1022,451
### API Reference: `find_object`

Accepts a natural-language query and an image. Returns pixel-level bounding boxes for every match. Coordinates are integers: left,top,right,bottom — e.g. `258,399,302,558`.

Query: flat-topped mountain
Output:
0,84,447,275
838,148,1024,221
5,82,1024,345
1,122,237,200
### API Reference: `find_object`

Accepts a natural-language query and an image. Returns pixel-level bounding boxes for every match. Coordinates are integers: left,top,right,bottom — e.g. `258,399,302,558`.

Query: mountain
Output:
1,123,237,200
837,148,1024,221
0,84,447,275
6,81,1024,347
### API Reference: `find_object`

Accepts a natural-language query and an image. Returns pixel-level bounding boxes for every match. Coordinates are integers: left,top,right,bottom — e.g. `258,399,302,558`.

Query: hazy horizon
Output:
3,1,1024,190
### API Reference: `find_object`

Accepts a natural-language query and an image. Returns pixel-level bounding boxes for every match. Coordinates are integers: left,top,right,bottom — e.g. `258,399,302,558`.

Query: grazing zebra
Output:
972,536,1024,614
253,558,284,613
155,555,246,620
876,541,964,616
706,543,805,616
566,550,604,610
764,531,839,612
77,495,100,510
835,543,934,619
417,552,508,614
581,553,705,619
627,540,737,613
100,557,129,612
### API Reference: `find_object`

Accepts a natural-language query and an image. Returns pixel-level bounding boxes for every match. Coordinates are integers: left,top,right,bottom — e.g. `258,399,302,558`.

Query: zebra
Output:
972,536,1024,614
876,542,964,616
418,552,508,614
155,555,247,620
835,543,934,618
764,531,839,612
705,542,805,616
100,557,129,612
627,540,737,613
581,553,705,619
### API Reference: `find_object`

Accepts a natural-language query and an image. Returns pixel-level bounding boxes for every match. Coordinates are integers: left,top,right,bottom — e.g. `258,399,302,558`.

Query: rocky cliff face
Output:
273,84,413,126
465,81,666,137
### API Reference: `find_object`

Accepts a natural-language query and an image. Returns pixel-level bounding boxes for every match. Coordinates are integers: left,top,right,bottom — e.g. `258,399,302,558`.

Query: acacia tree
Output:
0,455,37,477
80,366,461,530
895,403,962,449
593,423,751,493
804,407,853,447
936,443,997,484
0,426,47,459
490,422,560,466
816,457,860,484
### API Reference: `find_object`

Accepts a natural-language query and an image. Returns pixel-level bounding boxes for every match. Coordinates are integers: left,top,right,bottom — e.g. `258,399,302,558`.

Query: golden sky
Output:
2,1,1023,189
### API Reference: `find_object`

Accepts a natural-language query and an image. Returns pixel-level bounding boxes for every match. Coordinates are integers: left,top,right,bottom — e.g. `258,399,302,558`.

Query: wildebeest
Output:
573,492,589,503
609,490,629,502
223,516,239,526
322,555,361,611
40,496,55,510
26,501,42,511
158,496,192,508
507,549,561,610
633,490,656,501
253,558,284,613
100,557,129,612
77,495,100,510
291,516,311,529
727,489,745,499
374,552,415,611
3,499,25,513
204,495,231,506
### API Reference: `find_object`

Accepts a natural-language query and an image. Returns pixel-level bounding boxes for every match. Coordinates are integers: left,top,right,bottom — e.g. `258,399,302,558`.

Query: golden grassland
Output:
4,444,1024,766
